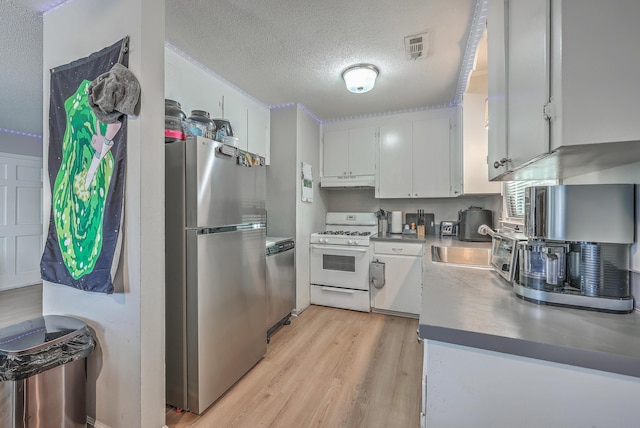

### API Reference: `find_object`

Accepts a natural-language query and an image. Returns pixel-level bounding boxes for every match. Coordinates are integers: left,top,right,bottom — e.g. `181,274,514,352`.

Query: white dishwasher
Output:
371,240,424,317
265,237,295,343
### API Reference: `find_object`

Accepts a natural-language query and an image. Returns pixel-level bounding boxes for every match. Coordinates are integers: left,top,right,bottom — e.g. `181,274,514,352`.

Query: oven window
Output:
323,254,356,273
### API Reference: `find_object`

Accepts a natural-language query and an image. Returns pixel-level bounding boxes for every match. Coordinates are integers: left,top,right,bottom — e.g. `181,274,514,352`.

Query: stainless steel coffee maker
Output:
514,184,635,313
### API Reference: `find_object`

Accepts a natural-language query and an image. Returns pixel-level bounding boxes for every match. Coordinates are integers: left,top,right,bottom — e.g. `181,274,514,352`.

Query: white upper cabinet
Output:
412,117,452,198
321,126,376,187
347,127,376,176
462,93,501,194
487,0,640,180
378,122,413,197
323,130,350,177
377,110,457,199
165,47,270,162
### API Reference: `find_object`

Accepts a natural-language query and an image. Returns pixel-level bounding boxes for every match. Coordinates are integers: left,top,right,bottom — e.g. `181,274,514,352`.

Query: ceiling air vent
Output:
405,32,429,60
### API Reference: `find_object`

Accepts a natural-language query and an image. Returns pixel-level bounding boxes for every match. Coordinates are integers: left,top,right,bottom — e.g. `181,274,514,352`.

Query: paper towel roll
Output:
391,211,403,234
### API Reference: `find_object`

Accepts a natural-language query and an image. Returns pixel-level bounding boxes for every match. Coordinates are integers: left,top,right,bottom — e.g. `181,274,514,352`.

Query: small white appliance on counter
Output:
309,212,377,312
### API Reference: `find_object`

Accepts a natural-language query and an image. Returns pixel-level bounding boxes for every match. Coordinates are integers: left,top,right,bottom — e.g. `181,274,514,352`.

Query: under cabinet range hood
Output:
320,174,375,188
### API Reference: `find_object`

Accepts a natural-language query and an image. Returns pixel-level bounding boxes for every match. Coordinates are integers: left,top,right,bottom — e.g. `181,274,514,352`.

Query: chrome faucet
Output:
477,224,496,238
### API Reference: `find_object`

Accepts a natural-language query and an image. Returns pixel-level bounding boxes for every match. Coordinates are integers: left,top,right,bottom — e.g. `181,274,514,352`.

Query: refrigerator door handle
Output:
194,223,266,235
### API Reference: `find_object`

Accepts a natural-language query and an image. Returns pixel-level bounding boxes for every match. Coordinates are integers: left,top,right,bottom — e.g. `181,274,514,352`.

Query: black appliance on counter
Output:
457,206,492,242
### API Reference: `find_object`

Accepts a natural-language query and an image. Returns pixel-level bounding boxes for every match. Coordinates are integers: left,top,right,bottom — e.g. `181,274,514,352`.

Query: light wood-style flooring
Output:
166,305,423,428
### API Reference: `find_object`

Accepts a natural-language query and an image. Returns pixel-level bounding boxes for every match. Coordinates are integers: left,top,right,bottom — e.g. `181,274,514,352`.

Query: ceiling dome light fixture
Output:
342,64,379,94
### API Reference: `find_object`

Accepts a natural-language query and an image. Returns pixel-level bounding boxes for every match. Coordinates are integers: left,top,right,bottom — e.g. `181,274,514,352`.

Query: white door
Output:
378,123,413,198
0,153,43,290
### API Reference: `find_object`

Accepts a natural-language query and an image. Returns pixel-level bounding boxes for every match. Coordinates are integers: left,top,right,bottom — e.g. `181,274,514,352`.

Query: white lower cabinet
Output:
421,340,428,428
370,241,423,316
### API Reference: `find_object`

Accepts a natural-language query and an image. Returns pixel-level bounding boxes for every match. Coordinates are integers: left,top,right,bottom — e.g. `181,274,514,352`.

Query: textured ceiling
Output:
1,0,478,136
0,0,43,136
166,0,476,121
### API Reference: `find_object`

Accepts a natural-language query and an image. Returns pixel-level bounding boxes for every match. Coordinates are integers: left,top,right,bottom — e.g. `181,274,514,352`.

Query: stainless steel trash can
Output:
0,315,96,428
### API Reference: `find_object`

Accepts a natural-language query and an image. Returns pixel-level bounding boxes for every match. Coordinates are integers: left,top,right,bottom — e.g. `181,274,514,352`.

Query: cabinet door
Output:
247,104,269,158
463,94,501,194
372,253,422,315
506,0,550,168
412,117,451,198
323,130,349,177
378,123,413,198
487,0,509,180
347,127,376,176
223,93,248,151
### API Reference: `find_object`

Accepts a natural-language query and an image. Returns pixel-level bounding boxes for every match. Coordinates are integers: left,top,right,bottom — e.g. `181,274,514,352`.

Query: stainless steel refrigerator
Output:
165,136,267,414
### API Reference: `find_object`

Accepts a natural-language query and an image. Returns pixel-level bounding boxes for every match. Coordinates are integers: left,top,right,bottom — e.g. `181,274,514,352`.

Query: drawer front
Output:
373,241,424,256
310,285,370,312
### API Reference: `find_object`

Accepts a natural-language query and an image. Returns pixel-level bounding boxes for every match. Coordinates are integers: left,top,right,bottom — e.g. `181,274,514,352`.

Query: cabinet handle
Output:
416,328,423,344
493,157,511,169
321,287,355,294
392,248,403,253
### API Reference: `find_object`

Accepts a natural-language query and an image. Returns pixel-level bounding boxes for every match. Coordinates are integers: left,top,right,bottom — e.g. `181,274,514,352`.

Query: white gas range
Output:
309,212,377,312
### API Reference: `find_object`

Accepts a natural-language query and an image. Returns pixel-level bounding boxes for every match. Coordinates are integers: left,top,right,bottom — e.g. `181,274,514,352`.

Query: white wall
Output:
326,189,502,230
165,46,270,160
0,132,43,158
295,106,327,312
462,93,502,194
42,1,165,427
267,108,297,238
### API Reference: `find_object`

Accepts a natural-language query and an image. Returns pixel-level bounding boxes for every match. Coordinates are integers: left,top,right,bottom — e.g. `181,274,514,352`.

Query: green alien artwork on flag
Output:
52,81,119,279
41,38,129,294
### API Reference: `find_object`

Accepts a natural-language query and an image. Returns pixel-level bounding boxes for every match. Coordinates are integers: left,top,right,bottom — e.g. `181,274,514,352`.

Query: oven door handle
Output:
310,245,368,253
321,287,356,294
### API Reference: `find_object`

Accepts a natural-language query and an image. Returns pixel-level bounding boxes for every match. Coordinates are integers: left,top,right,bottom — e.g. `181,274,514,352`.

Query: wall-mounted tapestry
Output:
41,38,136,294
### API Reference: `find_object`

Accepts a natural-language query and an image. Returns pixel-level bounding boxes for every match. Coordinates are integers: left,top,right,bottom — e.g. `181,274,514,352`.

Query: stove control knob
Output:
321,238,327,244
349,240,357,245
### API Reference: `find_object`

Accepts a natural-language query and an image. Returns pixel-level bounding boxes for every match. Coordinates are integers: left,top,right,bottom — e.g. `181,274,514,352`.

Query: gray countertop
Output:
419,237,640,378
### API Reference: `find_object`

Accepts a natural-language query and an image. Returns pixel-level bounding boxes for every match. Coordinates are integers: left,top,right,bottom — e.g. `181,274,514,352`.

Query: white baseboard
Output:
87,416,168,428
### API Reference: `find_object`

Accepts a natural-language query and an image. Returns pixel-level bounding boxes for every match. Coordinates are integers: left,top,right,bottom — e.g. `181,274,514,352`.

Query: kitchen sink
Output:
431,245,491,267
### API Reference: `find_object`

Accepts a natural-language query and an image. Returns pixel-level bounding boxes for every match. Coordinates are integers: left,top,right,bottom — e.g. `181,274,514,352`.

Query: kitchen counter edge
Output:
371,233,427,243
418,237,640,379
